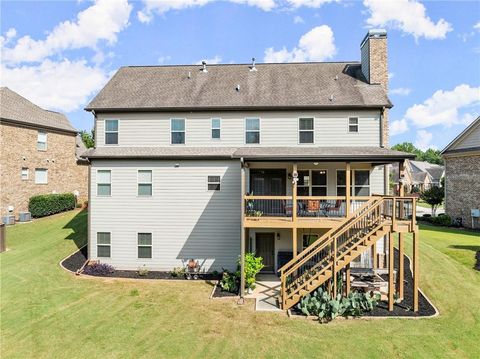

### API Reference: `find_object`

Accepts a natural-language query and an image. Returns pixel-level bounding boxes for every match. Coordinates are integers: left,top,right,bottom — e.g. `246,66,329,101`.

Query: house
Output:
83,30,420,311
441,116,480,229
0,87,88,218
390,159,444,194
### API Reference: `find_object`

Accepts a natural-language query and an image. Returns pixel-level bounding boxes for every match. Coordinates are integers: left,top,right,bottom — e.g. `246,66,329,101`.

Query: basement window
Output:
97,232,111,257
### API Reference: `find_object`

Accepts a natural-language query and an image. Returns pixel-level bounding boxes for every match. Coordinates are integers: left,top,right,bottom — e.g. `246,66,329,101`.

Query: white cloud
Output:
390,87,411,96
196,55,222,64
264,25,336,62
363,0,452,40
390,118,409,136
405,84,480,128
2,0,132,64
388,72,394,80
474,22,480,31
287,0,337,8
158,55,172,64
293,15,304,24
414,130,435,151
0,59,109,112
137,0,275,23
5,28,17,39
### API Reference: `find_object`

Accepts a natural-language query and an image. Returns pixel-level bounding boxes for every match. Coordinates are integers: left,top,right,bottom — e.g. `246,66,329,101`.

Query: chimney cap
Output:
360,29,387,48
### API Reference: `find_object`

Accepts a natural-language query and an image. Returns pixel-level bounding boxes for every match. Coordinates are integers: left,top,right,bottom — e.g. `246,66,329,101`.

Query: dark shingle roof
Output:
0,87,76,133
85,62,392,111
82,146,413,162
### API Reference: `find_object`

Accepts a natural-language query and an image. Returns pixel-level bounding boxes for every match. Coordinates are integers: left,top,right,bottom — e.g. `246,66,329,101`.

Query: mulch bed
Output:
61,245,88,272
475,251,480,271
290,248,436,318
211,282,238,298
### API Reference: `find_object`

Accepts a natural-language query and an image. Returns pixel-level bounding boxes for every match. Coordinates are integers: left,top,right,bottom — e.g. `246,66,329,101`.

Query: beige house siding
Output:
95,110,382,148
444,154,480,229
0,121,88,217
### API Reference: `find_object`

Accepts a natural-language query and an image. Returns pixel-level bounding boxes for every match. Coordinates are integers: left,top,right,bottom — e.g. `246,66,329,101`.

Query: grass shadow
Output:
419,223,480,238
63,209,88,250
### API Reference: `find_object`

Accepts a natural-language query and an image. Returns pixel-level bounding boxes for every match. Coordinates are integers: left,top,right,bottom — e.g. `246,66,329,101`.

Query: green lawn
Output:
1,210,479,358
417,200,444,210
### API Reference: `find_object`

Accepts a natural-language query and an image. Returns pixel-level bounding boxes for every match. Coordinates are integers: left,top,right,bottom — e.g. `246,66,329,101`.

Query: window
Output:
299,118,314,144
171,118,185,144
303,234,319,250
138,233,152,258
138,170,152,196
207,176,221,191
211,118,221,139
97,170,111,196
245,118,260,144
105,120,118,145
297,170,327,196
97,232,111,257
37,131,47,150
348,117,359,133
35,168,48,184
336,170,370,196
21,167,29,180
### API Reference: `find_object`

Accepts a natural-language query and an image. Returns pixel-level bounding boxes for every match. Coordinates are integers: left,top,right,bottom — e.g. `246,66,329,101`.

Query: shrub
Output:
83,262,115,276
137,265,149,276
431,214,452,227
171,266,186,278
297,288,380,323
28,193,76,218
240,253,264,290
220,271,239,293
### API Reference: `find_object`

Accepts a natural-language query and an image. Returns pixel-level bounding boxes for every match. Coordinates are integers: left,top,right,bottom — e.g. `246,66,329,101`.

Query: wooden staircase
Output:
278,196,416,310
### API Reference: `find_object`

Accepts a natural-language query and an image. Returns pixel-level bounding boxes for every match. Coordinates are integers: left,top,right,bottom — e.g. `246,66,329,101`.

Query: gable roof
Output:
409,160,444,182
0,87,76,133
85,62,392,112
441,116,480,154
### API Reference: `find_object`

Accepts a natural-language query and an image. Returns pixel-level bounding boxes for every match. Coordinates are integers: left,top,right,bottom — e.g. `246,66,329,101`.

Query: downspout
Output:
239,157,246,303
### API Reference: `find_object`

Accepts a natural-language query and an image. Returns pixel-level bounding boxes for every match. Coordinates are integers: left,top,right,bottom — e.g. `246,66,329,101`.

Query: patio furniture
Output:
321,200,343,217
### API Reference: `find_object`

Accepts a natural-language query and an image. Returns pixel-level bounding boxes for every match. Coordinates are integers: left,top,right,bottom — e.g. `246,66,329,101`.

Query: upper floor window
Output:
245,118,260,144
207,176,221,191
21,167,29,180
35,168,48,184
348,117,359,133
171,119,185,144
138,170,152,196
97,170,111,196
105,120,118,145
37,131,47,150
211,118,221,139
299,118,314,144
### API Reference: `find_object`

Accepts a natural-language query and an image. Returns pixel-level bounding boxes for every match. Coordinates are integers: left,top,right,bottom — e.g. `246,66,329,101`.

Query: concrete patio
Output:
246,274,282,311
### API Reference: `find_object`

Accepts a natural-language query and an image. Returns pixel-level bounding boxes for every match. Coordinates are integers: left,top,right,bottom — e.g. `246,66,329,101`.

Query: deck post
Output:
292,228,297,258
372,241,377,269
240,160,246,300
413,230,419,312
292,162,298,224
345,263,351,296
398,160,405,197
388,232,394,311
398,232,404,300
345,162,351,217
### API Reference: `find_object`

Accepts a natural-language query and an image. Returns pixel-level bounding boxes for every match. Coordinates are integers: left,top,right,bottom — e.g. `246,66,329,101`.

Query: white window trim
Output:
137,169,153,197
97,232,111,258
297,169,328,196
21,167,29,180
348,117,359,134
34,168,48,184
170,118,186,145
298,117,315,145
37,131,47,151
97,170,112,197
104,119,119,146
211,118,221,140
245,117,261,145
207,175,221,191
137,232,153,259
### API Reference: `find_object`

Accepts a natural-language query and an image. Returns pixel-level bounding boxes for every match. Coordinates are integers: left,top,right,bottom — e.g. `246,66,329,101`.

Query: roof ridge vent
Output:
201,61,208,73
249,57,257,72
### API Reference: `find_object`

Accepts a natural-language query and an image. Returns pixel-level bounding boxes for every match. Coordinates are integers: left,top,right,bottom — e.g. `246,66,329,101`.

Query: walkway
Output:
247,274,282,312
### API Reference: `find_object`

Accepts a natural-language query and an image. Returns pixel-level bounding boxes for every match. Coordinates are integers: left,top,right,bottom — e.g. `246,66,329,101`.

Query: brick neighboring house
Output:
441,116,480,229
0,87,89,218
390,160,444,194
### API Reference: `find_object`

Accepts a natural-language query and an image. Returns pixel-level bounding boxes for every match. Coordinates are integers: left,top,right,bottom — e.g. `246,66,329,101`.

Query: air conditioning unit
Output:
2,215,15,225
18,212,32,222
471,209,480,218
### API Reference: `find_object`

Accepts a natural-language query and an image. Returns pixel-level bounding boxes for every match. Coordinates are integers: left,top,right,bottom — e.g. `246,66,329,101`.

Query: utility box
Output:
471,209,480,218
0,223,6,252
18,212,32,222
2,215,15,226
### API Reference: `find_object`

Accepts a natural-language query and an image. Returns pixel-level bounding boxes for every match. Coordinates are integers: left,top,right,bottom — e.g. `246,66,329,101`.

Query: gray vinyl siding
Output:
95,110,381,147
89,159,241,271
450,122,480,150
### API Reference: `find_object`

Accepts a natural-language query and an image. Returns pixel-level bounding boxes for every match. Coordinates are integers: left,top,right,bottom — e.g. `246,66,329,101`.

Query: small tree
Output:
420,186,444,217
80,129,95,148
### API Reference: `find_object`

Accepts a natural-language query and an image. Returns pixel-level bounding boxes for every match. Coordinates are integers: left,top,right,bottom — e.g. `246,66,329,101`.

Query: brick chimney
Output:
360,29,388,90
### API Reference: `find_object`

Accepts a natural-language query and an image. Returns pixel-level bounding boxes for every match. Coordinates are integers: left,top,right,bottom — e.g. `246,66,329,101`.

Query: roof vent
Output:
187,71,191,79
249,57,257,72
201,61,208,73
334,75,338,81
236,84,241,91
329,94,334,102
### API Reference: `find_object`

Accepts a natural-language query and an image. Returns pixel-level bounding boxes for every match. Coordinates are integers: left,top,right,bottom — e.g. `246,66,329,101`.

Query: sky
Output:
1,0,479,151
